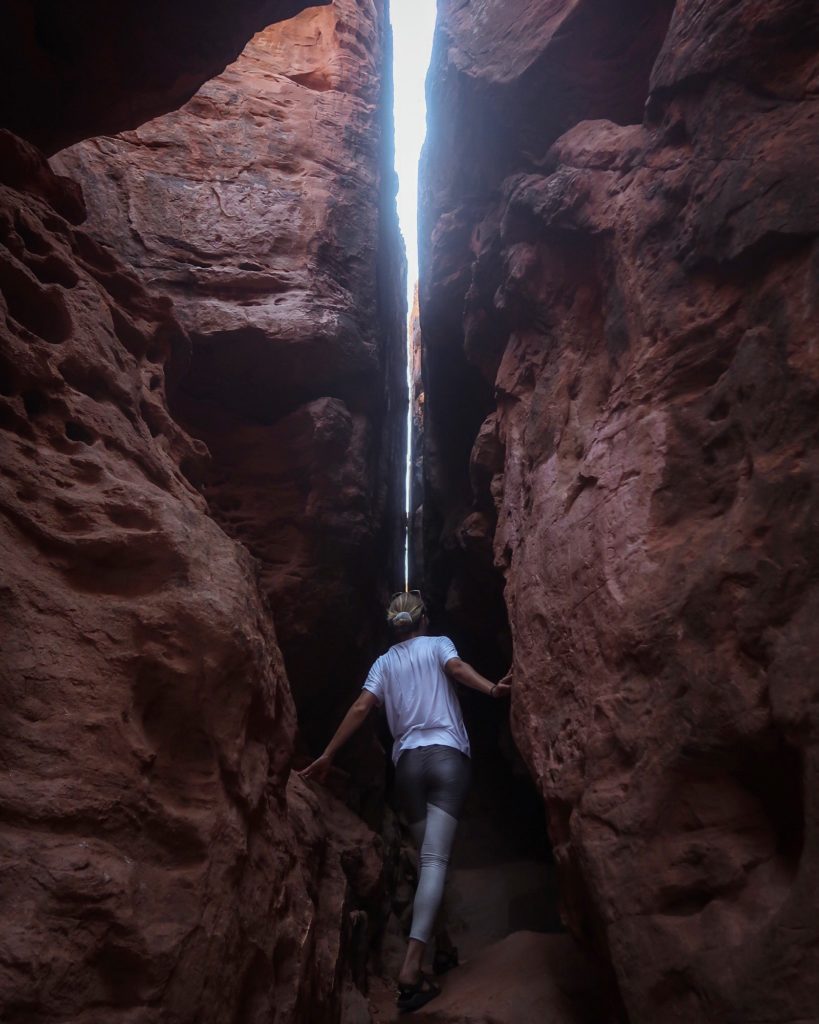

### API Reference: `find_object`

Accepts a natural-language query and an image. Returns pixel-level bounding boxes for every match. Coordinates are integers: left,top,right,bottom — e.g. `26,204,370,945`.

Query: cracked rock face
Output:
53,0,407,752
420,1,819,1020
0,127,388,1024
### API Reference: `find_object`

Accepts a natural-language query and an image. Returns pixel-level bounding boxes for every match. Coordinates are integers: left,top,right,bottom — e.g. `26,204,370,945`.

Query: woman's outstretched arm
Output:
299,689,381,782
444,658,512,698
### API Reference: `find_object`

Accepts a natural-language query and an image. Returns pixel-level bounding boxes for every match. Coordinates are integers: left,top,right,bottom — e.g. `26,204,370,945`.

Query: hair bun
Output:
392,611,414,626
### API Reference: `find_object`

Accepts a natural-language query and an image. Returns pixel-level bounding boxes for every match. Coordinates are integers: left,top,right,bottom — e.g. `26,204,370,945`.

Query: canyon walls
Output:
420,1,819,1021
1,1,404,1021
53,0,407,757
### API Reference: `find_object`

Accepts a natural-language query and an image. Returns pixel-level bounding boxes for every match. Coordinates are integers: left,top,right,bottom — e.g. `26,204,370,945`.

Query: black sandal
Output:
433,945,459,975
396,972,441,1013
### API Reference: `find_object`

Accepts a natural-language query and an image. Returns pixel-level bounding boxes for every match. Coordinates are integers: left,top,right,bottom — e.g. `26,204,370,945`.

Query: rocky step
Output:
370,931,616,1024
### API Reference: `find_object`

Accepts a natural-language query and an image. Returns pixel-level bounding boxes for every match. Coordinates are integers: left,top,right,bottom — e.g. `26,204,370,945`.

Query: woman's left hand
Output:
299,753,333,783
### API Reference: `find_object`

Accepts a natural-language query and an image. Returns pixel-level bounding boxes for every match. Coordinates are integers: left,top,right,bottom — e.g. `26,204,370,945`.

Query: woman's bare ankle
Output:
398,939,426,986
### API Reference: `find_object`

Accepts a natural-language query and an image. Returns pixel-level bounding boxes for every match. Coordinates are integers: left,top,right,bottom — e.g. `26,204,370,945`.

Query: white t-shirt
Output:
363,635,471,764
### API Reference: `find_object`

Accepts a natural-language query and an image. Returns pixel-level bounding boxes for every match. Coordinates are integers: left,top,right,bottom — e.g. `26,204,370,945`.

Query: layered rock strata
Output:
0,0,323,153
53,0,407,755
420,1,819,1021
0,131,384,1023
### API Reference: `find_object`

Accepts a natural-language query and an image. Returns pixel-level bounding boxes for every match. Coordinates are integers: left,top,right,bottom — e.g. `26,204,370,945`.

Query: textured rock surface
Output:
0,130,383,1024
420,1,819,1021
0,0,323,153
53,0,407,753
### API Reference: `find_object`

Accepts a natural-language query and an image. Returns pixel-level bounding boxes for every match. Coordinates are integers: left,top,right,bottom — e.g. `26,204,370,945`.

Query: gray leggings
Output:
394,744,471,943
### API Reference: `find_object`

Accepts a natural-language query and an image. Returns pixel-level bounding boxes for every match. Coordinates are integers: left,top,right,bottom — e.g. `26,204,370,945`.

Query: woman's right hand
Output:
299,752,333,783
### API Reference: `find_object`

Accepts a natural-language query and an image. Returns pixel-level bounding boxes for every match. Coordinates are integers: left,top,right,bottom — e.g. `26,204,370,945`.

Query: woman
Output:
301,590,511,1013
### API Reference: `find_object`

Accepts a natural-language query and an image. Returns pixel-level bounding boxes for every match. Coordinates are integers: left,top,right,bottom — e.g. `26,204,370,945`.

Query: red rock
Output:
0,129,383,1023
288,773,387,1021
52,1,407,748
0,0,325,153
1,1,406,1018
420,1,819,1020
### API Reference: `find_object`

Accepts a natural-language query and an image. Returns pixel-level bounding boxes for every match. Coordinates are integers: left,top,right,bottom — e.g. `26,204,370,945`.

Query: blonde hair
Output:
387,591,425,633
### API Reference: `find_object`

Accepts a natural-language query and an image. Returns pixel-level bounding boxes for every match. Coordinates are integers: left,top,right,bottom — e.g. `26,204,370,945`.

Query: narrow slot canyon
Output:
0,2,817,1023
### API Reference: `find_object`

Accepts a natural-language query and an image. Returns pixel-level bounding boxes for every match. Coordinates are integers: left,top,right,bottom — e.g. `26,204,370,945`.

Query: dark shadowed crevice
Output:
0,0,327,153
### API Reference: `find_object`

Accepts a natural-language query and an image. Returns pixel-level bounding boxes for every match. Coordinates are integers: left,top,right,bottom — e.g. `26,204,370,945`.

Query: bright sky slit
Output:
389,0,437,589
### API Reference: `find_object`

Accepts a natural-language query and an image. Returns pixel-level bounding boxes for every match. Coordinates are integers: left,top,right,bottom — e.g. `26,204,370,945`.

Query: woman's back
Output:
363,635,470,764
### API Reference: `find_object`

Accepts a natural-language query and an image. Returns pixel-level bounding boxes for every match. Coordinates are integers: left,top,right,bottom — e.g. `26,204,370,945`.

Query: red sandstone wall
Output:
420,1,819,1020
0,0,404,1019
0,131,386,1023
53,0,407,755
